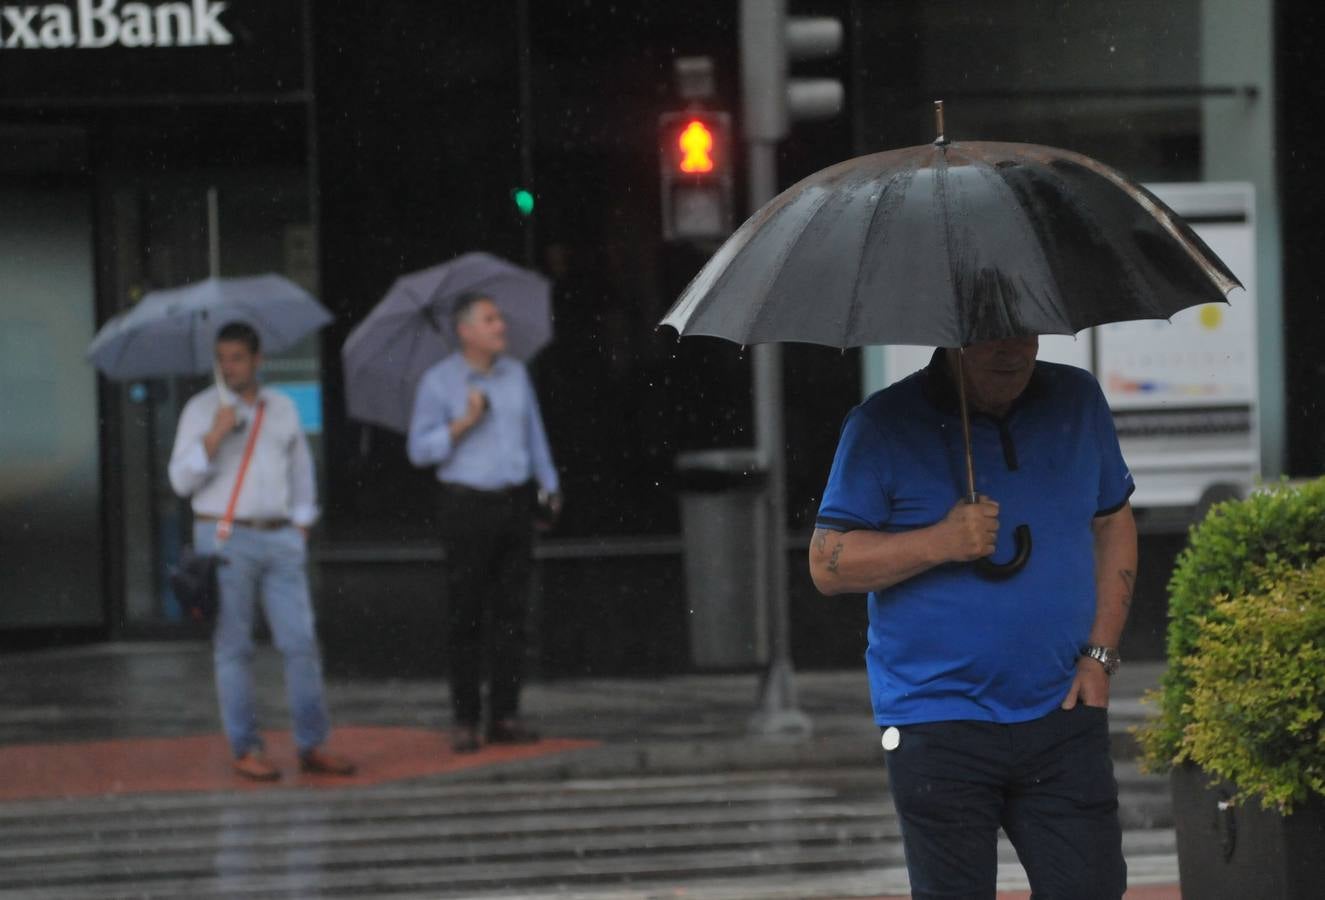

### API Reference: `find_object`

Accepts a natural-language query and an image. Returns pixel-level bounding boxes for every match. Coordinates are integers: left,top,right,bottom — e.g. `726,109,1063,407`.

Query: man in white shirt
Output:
169,322,354,782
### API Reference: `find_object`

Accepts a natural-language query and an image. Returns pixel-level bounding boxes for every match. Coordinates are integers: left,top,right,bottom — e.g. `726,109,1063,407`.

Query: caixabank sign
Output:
0,0,305,101
0,1,233,49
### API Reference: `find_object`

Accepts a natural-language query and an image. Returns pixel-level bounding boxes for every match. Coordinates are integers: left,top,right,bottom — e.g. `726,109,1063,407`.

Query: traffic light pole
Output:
516,0,536,267
745,139,812,740
737,0,840,738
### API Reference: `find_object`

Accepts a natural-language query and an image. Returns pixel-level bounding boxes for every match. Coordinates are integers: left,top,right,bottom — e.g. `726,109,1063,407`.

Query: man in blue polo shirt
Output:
810,336,1137,900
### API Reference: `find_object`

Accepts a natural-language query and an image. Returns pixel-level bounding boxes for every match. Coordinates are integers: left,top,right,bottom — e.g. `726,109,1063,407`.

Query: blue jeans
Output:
194,522,330,758
883,705,1126,900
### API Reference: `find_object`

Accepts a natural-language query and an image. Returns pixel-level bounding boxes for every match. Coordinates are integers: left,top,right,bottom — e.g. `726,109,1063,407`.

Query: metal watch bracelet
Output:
1081,644,1121,676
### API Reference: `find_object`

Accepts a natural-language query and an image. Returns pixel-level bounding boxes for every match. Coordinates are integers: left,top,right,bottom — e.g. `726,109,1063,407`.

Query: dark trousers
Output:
883,705,1126,900
438,483,535,727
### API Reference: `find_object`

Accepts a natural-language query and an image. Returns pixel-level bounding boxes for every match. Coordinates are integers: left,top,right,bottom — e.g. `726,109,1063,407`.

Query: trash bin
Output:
675,448,769,669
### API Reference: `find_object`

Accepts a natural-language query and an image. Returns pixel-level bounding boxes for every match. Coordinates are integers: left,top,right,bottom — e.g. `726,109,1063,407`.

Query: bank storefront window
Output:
0,180,103,629
108,172,320,628
0,0,314,634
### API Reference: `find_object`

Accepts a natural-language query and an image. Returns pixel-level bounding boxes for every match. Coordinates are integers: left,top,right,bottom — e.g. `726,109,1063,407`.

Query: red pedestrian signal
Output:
678,120,716,174
658,110,732,242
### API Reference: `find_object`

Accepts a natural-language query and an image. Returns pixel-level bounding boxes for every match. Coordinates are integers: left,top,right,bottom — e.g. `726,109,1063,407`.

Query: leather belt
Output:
196,514,291,531
439,481,530,499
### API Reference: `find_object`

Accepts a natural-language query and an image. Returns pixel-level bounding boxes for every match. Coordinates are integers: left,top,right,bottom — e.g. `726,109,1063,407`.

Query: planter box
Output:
1172,764,1325,899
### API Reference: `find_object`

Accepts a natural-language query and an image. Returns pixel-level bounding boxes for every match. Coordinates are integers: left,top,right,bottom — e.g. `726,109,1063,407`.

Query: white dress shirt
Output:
168,385,319,527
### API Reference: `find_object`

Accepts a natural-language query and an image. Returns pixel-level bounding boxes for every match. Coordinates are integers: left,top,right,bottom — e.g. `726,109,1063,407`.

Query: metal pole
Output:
738,0,808,736
954,348,979,503
206,186,220,278
516,0,536,268
747,137,811,738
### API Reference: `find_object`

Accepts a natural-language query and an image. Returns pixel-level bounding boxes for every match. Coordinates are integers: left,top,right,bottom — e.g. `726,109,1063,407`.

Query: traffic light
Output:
678,120,716,173
658,110,733,243
740,1,844,143
511,187,535,217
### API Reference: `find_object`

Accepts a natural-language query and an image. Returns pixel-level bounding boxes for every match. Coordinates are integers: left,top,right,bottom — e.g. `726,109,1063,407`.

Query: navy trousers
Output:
883,704,1126,900
438,483,535,727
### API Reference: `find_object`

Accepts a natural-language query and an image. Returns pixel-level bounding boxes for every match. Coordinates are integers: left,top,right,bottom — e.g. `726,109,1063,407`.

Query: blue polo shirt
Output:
817,351,1134,726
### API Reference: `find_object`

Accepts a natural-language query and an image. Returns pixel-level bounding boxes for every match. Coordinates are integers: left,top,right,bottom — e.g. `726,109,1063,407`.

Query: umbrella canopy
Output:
87,275,331,381
342,252,552,433
660,128,1242,578
661,140,1241,349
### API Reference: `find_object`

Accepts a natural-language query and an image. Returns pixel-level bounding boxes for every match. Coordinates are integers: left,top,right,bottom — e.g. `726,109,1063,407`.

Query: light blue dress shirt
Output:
407,354,559,493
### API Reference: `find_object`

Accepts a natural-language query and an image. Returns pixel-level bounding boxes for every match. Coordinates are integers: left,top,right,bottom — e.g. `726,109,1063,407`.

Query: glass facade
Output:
104,168,316,628
855,0,1204,179
0,0,314,636
0,1,1293,671
0,178,102,628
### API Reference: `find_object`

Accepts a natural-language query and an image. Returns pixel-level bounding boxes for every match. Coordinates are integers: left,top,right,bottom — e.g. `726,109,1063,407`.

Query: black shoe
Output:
451,725,481,754
486,718,539,745
299,748,357,776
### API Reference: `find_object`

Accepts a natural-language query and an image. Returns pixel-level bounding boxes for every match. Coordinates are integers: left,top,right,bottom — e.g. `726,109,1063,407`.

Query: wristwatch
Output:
1081,645,1121,676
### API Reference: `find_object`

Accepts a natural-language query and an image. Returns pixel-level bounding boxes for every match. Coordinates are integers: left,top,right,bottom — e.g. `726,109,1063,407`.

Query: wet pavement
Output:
0,643,1181,898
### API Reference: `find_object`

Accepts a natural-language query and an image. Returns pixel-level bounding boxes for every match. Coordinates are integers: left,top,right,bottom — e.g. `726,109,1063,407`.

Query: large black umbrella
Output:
660,108,1241,577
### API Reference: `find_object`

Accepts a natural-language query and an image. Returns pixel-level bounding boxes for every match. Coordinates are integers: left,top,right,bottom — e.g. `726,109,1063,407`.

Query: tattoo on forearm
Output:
1118,568,1136,609
813,530,827,555
827,541,844,574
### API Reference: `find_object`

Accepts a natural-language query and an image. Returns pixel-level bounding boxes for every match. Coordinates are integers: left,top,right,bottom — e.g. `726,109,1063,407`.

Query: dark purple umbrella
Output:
342,252,552,433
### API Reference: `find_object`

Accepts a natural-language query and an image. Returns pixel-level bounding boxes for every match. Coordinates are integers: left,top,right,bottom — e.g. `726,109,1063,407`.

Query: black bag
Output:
169,399,266,626
170,545,223,624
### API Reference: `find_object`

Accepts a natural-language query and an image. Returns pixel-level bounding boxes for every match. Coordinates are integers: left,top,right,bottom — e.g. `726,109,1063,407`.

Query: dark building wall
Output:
307,1,1217,675
308,1,865,674
0,0,313,641
311,0,862,545
0,1,1279,666
852,0,1204,179
1278,0,1325,476
313,1,526,540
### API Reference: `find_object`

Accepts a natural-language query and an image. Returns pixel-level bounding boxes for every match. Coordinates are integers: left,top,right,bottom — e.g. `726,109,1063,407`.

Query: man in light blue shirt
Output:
408,292,560,753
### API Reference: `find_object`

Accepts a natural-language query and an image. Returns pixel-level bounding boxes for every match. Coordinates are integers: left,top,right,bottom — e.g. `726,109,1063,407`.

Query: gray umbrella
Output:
660,117,1241,577
342,252,552,433
87,275,331,381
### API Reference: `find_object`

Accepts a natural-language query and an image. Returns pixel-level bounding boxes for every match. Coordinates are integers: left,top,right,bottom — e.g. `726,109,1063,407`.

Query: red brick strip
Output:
0,726,598,801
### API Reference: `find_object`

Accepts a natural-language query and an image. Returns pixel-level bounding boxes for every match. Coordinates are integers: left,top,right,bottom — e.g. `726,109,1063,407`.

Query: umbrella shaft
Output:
955,348,979,503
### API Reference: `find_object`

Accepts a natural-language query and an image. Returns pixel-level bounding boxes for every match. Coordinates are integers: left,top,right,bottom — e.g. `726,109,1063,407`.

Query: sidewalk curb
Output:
442,734,882,783
439,723,1150,784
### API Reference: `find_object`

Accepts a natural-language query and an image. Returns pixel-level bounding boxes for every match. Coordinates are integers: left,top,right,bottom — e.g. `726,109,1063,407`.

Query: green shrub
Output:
1179,559,1325,812
1137,478,1325,770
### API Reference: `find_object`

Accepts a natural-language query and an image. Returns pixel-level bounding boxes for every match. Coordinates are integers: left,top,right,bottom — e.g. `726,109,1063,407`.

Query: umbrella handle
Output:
975,523,1032,579
954,348,1030,577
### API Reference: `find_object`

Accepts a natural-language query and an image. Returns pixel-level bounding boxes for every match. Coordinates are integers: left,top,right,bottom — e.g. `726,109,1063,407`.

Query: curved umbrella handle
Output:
975,524,1032,580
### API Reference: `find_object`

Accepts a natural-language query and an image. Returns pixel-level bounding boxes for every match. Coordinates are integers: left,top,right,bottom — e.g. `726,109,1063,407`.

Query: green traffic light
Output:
512,188,535,216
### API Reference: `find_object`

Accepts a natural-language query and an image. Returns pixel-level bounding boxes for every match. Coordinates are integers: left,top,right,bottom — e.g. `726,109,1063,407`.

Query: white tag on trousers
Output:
881,726,901,751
